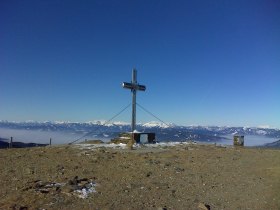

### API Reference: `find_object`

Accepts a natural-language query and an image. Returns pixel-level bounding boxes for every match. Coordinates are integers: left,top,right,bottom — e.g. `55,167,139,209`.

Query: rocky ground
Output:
0,143,279,210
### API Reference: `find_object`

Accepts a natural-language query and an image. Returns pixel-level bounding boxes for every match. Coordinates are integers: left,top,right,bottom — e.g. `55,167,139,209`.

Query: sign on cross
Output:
122,69,146,132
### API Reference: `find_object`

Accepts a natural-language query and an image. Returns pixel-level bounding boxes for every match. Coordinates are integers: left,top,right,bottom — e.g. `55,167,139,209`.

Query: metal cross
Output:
122,69,146,132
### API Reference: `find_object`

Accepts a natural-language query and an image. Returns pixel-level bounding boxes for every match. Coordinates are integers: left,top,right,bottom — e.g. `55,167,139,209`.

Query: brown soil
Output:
0,143,279,210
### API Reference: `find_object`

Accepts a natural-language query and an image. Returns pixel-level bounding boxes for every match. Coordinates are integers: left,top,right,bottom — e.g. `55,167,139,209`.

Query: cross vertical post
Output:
122,69,146,132
131,69,137,132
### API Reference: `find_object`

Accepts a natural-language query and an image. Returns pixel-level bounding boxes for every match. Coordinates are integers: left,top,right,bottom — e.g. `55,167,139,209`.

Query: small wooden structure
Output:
233,135,244,146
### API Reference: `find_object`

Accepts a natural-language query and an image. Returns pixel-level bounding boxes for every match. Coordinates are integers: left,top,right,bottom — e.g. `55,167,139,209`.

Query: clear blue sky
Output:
1,0,279,128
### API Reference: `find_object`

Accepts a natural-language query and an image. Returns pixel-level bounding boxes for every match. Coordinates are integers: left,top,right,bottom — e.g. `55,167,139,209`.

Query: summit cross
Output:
122,69,146,132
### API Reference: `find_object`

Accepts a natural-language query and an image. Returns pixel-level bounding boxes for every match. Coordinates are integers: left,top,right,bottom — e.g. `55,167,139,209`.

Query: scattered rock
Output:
164,162,171,167
198,202,211,210
68,176,79,185
11,205,28,210
149,159,161,164
175,167,185,173
25,167,35,175
146,171,152,177
62,185,75,193
157,207,167,210
23,176,97,199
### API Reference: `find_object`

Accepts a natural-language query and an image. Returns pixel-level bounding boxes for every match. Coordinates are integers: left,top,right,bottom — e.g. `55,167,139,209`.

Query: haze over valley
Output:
0,120,279,146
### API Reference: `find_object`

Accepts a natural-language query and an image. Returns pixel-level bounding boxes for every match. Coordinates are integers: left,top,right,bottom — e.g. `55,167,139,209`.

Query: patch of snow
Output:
141,141,190,148
54,121,69,124
75,141,191,150
111,121,130,126
257,125,270,129
119,136,130,139
142,121,172,128
87,120,129,127
45,182,64,188
74,182,97,199
75,143,127,150
256,130,267,135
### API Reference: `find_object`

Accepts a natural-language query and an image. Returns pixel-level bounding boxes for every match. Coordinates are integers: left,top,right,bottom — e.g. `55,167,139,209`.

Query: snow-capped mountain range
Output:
0,120,279,143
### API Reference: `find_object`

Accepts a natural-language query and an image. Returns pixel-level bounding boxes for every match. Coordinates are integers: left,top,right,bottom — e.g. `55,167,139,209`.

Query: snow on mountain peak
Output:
142,121,174,128
257,125,270,129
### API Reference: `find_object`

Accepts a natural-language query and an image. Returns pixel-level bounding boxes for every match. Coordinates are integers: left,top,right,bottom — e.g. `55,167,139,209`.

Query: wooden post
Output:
9,137,13,148
49,138,52,146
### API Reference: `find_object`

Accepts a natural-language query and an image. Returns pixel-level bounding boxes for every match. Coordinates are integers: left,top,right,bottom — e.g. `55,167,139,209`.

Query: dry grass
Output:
0,144,279,210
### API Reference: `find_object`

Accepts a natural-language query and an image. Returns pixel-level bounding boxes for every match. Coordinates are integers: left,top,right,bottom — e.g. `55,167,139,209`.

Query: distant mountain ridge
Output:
263,140,280,148
0,120,280,143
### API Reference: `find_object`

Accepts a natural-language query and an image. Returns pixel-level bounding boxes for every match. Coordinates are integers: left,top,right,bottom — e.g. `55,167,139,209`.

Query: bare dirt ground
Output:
0,143,279,210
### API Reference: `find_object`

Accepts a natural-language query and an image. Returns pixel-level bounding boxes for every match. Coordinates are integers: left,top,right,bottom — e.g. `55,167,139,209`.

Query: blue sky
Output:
0,0,280,128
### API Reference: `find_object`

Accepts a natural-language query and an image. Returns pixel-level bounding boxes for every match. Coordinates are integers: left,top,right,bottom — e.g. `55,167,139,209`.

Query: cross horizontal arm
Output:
122,82,146,91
